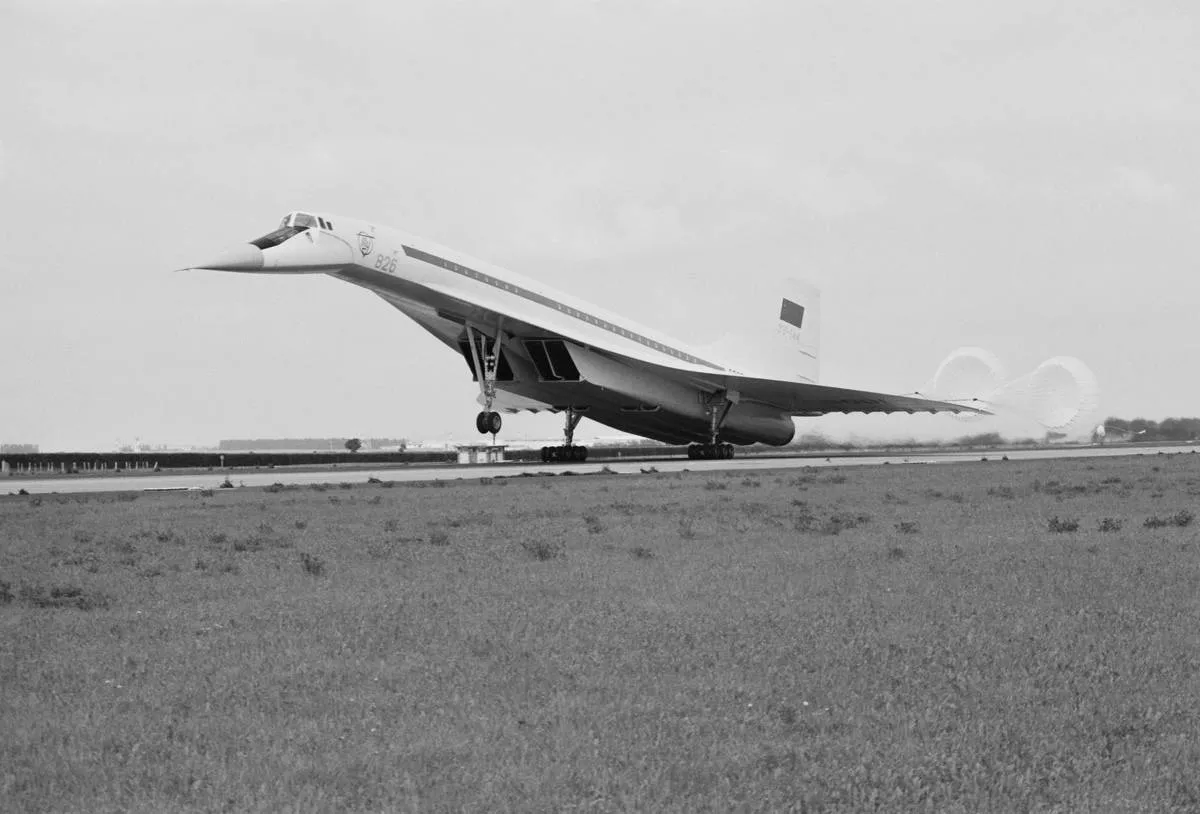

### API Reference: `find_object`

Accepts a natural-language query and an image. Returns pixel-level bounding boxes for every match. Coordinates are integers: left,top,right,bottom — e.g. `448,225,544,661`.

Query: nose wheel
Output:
465,324,506,439
475,411,502,435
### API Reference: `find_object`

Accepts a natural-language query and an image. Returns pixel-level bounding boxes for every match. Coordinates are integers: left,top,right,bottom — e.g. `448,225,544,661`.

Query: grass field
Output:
3,453,1200,812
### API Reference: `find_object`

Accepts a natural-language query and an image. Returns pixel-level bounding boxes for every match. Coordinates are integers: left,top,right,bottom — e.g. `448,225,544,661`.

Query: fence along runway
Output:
4,445,1192,495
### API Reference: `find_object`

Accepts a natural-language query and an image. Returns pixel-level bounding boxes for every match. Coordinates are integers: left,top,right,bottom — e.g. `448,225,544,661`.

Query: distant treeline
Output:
1105,417,1200,442
787,432,1036,451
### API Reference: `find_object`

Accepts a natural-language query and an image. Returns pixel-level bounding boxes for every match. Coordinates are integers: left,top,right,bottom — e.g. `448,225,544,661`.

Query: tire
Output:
475,411,489,434
486,411,502,434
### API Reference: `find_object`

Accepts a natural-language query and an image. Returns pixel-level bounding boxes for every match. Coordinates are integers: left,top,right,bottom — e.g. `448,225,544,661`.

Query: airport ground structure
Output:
0,447,669,476
1,450,419,476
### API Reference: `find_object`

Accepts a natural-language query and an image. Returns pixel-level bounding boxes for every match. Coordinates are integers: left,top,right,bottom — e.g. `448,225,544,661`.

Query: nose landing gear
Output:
465,324,504,438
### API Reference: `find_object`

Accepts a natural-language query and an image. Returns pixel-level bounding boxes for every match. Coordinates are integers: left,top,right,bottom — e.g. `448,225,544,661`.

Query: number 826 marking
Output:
374,254,398,273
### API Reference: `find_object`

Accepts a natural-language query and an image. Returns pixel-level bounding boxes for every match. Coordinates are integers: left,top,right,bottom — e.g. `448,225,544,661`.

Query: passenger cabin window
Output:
250,211,320,250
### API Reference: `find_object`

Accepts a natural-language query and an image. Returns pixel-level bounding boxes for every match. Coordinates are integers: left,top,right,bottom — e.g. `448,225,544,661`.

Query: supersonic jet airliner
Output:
189,211,986,462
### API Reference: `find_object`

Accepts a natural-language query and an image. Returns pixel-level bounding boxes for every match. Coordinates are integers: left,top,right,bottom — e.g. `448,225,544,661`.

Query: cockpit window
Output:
250,211,319,250
250,226,301,250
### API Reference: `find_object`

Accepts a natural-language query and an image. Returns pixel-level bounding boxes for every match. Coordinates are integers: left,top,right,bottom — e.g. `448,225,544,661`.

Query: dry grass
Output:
3,454,1200,812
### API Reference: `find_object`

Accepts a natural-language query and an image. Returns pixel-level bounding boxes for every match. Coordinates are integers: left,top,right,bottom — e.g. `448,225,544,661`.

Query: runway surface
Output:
5,445,1194,494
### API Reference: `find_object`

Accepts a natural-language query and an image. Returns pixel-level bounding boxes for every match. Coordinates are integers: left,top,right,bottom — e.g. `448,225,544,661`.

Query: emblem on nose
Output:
358,230,375,257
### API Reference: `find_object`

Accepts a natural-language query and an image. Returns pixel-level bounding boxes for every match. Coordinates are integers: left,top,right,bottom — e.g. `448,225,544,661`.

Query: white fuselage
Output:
331,217,735,376
332,219,793,445
197,212,799,445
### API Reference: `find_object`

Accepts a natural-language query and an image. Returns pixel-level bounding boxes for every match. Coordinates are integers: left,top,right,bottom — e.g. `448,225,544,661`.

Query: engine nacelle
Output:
566,343,795,445
720,401,797,446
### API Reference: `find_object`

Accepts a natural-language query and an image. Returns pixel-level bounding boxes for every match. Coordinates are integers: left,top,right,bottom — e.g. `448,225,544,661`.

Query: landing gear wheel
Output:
540,407,588,464
475,411,502,435
688,443,734,460
541,445,588,463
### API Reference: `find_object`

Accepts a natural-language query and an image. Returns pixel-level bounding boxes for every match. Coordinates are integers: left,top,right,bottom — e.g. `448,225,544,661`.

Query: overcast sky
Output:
2,1,1197,450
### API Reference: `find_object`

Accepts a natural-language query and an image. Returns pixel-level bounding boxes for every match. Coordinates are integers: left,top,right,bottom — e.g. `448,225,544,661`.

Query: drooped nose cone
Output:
191,243,264,272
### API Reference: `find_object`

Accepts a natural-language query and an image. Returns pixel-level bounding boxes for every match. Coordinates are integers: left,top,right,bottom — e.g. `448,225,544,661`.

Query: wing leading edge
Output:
374,283,989,421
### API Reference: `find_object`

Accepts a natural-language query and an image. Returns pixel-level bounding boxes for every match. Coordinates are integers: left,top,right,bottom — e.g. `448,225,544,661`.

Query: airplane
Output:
188,210,987,461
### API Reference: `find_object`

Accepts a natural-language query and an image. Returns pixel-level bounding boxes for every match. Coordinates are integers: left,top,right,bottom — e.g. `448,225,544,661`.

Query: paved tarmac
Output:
4,445,1194,495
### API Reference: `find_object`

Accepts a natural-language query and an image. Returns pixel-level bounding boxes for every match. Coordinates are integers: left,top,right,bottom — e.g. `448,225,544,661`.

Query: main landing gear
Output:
688,390,738,460
466,324,504,438
542,445,587,463
541,407,587,463
688,443,733,460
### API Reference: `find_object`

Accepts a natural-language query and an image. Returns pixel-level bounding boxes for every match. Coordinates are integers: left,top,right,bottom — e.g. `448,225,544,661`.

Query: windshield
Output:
250,226,300,249
249,211,318,250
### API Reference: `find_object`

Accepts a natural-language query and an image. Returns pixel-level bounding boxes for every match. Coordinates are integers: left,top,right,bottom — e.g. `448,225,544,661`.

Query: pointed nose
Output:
191,243,264,272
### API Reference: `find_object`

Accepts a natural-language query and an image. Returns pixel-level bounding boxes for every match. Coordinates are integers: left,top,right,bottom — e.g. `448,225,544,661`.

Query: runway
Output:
4,445,1194,495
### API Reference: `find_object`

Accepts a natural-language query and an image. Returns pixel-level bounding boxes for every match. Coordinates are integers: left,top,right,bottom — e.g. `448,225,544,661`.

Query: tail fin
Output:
696,277,821,383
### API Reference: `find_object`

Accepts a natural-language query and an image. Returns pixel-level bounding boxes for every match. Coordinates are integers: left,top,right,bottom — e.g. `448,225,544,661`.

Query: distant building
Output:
456,444,506,464
218,438,407,452
1,443,39,454
366,438,408,451
220,438,337,451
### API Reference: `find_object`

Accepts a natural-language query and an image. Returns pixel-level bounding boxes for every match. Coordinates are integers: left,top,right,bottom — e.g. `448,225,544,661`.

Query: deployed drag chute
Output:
928,347,1099,436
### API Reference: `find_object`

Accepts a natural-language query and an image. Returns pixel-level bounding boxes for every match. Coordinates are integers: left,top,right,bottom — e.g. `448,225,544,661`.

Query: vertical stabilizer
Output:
695,277,821,383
